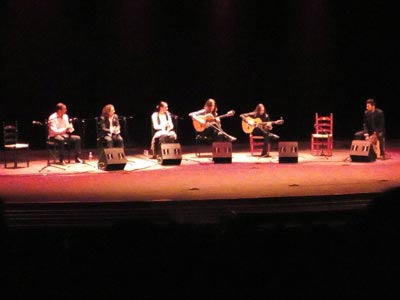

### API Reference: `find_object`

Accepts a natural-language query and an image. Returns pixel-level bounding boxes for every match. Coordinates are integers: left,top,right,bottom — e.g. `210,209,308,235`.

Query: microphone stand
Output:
169,113,180,140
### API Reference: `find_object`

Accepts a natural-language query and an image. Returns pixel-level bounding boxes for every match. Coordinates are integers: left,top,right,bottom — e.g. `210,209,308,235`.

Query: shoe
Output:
75,157,83,164
58,160,66,166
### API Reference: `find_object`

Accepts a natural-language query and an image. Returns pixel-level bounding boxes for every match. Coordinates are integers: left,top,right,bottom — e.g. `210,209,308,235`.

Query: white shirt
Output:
48,112,71,138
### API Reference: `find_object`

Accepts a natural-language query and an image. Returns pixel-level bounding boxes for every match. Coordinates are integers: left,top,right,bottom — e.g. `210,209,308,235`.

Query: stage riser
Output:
3,194,375,228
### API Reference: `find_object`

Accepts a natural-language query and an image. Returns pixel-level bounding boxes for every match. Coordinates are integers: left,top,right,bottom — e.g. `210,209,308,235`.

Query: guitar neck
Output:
218,113,231,120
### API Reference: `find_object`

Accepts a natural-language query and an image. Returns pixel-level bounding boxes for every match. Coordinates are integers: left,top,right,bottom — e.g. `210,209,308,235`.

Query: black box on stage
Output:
278,141,298,163
212,142,232,164
98,147,127,171
158,143,182,165
349,140,376,162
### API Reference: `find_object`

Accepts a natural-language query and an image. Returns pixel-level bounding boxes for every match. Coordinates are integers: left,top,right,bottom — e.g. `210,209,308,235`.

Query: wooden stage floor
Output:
1,140,400,227
2,140,400,300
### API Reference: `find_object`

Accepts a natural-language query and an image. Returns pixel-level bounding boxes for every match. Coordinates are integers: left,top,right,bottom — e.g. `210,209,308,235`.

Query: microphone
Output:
32,121,43,126
169,112,179,119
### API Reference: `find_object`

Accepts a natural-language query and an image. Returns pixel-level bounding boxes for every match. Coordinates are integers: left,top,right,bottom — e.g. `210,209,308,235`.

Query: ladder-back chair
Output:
311,112,333,156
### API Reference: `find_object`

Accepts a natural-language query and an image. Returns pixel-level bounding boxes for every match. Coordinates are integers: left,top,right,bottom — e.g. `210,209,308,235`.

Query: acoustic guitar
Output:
192,110,235,132
241,116,284,134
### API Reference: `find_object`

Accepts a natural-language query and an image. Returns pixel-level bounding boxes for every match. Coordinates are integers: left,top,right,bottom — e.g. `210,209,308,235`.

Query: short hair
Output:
56,103,66,111
366,98,376,106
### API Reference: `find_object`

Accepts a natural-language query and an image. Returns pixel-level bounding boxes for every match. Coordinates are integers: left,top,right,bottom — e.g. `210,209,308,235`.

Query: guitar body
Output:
192,114,217,132
241,116,284,134
192,110,235,132
241,117,267,134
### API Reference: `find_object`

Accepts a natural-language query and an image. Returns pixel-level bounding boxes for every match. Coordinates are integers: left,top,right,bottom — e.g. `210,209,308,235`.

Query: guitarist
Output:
188,98,236,142
240,103,280,157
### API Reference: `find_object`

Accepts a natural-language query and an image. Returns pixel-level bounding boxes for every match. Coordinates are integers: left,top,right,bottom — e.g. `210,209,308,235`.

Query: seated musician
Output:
354,98,385,159
151,101,177,157
188,98,236,142
98,104,124,148
240,103,280,157
48,102,83,164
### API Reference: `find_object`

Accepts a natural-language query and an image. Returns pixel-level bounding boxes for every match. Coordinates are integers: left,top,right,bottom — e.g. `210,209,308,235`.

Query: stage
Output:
1,140,399,228
2,140,400,299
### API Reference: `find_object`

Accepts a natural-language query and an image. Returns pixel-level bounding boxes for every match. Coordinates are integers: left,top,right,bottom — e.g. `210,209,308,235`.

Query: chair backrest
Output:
43,119,51,141
314,113,333,135
3,122,18,146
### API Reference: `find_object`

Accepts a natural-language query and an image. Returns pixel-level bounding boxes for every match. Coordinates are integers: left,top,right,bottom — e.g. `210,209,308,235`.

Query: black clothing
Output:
98,114,124,148
355,108,385,156
240,111,279,155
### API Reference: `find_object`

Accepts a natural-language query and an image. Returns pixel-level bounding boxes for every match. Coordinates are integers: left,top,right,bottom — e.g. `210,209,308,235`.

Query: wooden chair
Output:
249,134,270,156
2,121,30,168
45,120,71,165
195,133,215,157
311,113,333,156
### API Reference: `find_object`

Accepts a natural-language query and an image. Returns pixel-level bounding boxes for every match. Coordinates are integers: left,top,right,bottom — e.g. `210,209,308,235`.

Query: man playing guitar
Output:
189,98,236,142
240,103,283,156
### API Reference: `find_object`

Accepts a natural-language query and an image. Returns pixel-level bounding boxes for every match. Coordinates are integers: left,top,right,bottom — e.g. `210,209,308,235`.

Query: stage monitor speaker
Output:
279,141,298,163
98,147,127,171
349,140,376,162
212,142,232,163
158,143,182,165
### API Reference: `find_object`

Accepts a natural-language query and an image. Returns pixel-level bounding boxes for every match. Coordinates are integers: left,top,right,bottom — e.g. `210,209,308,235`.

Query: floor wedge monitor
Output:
158,143,182,165
212,142,232,163
350,140,376,162
98,147,127,171
279,141,298,163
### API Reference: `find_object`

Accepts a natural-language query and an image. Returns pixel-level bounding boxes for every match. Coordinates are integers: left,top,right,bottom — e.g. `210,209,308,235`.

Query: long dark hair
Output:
254,103,265,116
204,98,217,115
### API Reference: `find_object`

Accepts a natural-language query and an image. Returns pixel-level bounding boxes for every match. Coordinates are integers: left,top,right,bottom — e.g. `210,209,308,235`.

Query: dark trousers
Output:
354,131,385,156
50,134,81,160
198,127,227,142
155,135,176,155
253,128,280,154
103,134,124,148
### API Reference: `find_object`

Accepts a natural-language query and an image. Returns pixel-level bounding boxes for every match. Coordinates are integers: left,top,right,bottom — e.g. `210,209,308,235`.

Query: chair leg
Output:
14,148,17,168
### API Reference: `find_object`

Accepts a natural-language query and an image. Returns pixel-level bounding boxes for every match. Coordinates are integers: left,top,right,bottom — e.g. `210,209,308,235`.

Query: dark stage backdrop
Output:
1,0,399,149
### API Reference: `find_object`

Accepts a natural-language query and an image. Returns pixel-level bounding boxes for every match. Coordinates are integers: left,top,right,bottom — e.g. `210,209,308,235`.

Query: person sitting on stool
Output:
99,104,124,148
354,98,385,159
48,102,83,164
151,101,177,158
